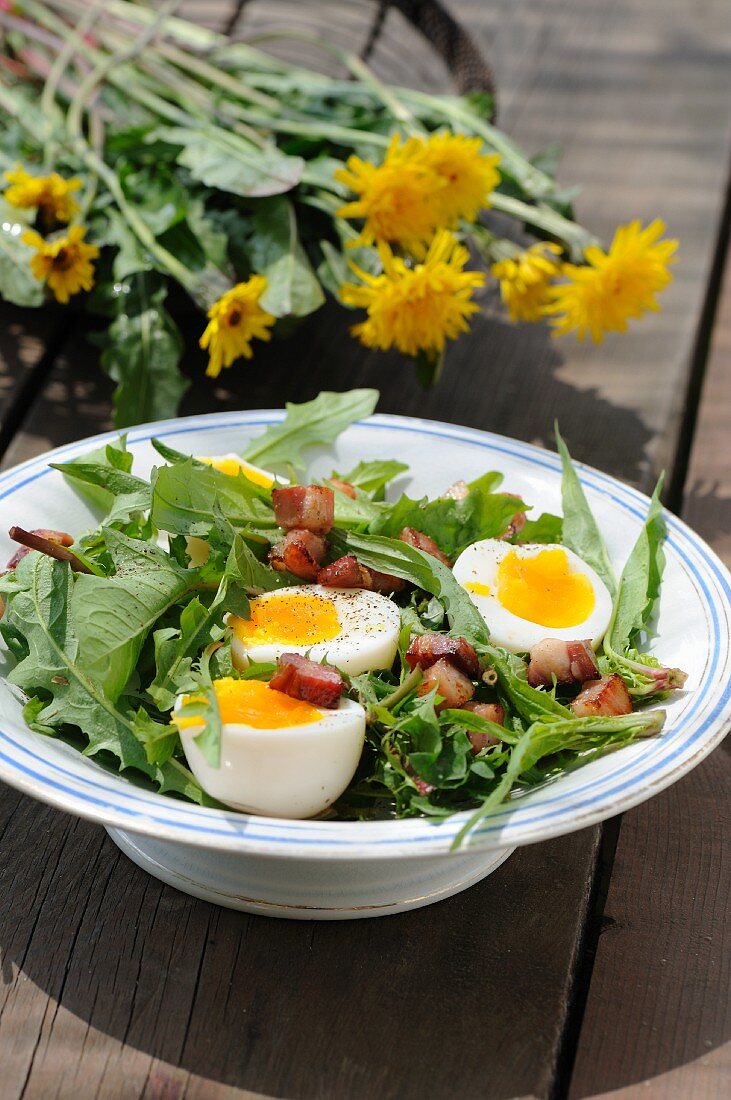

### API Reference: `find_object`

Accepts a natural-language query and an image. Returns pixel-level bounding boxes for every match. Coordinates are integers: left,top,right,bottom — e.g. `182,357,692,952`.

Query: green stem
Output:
40,0,103,168
489,193,597,260
66,0,181,139
380,667,423,710
44,0,225,52
73,140,195,291
340,52,422,134
243,30,423,135
217,105,391,150
157,40,282,113
469,225,517,265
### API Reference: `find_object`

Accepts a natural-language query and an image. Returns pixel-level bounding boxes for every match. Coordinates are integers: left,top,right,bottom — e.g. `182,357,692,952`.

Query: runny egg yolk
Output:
232,593,341,647
496,548,595,628
200,456,274,488
180,678,324,729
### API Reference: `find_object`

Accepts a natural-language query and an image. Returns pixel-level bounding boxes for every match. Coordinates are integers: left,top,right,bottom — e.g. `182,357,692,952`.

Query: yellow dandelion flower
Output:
420,132,501,226
491,241,563,323
199,277,276,378
23,225,99,304
335,134,442,252
4,164,82,227
545,219,678,342
340,229,485,358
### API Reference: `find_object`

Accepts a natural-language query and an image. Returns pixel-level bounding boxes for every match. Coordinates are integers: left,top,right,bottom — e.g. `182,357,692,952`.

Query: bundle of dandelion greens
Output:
0,0,677,426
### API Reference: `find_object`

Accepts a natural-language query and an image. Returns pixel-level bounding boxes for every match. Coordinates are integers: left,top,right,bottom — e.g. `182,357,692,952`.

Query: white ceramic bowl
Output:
0,412,729,918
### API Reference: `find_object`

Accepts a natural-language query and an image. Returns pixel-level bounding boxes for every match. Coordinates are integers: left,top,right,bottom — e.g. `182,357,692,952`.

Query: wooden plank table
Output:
0,2,729,1097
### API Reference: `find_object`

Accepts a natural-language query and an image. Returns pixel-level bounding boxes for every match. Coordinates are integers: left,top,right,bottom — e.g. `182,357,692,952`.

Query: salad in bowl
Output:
0,389,687,851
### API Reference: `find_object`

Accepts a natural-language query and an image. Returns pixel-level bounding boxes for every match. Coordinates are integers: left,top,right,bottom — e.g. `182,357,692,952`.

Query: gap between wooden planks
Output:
568,241,731,1098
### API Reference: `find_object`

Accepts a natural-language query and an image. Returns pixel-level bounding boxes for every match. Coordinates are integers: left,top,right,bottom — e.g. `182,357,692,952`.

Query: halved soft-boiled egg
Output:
229,585,401,675
176,677,366,817
186,455,284,567
453,539,613,653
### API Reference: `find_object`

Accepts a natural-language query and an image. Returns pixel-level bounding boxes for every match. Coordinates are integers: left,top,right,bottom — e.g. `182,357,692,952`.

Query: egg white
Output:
178,694,366,818
453,539,613,653
230,584,401,675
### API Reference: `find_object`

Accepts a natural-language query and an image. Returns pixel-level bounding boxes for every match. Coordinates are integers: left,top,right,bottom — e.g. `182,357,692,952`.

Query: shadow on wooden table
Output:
1,790,729,1099
5,295,657,495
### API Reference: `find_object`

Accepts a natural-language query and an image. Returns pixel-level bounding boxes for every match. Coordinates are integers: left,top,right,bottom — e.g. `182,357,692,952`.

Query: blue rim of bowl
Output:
0,411,729,857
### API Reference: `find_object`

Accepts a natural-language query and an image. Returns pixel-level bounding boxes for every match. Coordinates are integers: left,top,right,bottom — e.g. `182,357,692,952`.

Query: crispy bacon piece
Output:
461,702,506,753
272,485,334,535
398,527,452,568
6,528,75,570
405,633,480,678
269,653,343,709
317,554,370,588
527,638,600,688
268,529,327,582
571,674,632,718
500,494,527,540
441,479,469,501
418,657,475,713
327,478,357,499
364,566,406,595
317,554,405,594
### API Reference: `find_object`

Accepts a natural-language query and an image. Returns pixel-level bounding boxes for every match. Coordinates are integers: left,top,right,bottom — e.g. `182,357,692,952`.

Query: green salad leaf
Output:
98,275,188,429
242,389,379,470
153,126,304,198
148,597,213,712
172,682,223,768
338,530,490,647
513,512,563,544
452,707,666,847
151,458,276,536
481,644,572,723
70,529,208,702
556,427,616,597
369,480,526,558
54,438,140,515
52,459,152,525
331,458,409,499
606,476,666,650
248,197,325,318
5,554,210,803
600,476,685,696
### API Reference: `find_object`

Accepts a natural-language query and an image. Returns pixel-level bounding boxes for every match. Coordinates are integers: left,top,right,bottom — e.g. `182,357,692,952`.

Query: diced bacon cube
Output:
399,527,452,568
460,701,506,753
272,486,334,534
405,633,480,678
418,657,475,713
268,529,327,582
269,653,343,709
571,674,632,718
527,638,599,688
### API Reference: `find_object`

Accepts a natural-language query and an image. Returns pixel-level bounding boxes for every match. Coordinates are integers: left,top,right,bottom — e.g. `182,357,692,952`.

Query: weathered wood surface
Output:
0,2,729,1098
0,787,599,1100
568,242,731,1099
